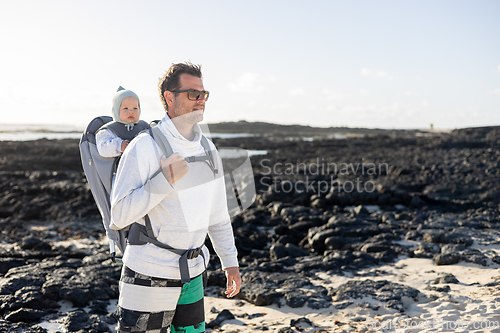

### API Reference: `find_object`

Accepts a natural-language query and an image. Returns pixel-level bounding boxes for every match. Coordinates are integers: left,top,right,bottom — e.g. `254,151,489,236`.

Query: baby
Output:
96,86,144,157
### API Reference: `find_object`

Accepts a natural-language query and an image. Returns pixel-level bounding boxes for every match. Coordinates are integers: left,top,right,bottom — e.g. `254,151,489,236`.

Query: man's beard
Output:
175,108,204,124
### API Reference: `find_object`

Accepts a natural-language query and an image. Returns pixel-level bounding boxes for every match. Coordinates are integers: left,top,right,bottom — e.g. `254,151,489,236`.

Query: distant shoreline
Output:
0,120,464,142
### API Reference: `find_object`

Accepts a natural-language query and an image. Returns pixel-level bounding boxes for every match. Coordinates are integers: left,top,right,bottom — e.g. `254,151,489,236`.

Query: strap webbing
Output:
185,156,210,163
129,218,207,285
150,126,174,157
201,136,218,174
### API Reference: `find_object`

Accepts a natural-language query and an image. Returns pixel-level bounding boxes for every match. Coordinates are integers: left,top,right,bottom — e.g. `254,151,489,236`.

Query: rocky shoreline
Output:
1,126,499,332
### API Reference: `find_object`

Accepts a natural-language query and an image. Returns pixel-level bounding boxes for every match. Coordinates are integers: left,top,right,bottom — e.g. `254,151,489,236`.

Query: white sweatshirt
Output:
110,116,238,279
96,129,124,157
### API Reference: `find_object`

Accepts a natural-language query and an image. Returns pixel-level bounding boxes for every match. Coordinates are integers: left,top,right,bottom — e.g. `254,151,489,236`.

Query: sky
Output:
1,0,499,130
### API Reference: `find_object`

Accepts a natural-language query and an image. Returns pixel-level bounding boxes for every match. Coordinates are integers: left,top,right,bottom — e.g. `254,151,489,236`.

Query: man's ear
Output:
164,91,175,118
164,91,174,106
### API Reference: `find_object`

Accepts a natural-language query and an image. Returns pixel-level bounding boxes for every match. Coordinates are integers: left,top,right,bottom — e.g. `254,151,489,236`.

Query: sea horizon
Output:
0,123,258,141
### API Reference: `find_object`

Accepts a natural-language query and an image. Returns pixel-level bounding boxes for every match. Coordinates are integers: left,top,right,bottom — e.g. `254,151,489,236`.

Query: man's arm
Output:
207,146,241,297
110,136,173,229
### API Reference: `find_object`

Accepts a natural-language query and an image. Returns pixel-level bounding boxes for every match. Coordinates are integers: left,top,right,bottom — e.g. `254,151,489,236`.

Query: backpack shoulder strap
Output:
150,125,174,158
81,116,113,145
102,121,150,141
200,135,218,175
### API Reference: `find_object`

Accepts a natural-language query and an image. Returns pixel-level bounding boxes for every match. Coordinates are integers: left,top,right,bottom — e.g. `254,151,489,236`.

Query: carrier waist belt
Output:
127,222,206,285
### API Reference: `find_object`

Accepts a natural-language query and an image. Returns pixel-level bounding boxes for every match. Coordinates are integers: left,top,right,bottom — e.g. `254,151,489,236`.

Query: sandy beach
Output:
30,237,500,333
205,252,500,333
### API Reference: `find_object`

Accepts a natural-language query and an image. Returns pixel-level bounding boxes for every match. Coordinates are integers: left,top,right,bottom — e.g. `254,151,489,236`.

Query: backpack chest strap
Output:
185,155,209,163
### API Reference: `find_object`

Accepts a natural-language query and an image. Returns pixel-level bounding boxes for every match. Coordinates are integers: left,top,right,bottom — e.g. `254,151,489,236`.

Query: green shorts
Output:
115,265,205,333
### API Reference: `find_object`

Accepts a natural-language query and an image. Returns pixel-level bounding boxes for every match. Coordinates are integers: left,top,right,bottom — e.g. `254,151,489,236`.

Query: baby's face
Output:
119,96,140,123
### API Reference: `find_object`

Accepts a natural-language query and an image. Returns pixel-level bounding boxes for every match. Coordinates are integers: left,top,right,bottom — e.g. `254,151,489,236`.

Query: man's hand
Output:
224,266,241,298
121,140,130,152
160,153,189,184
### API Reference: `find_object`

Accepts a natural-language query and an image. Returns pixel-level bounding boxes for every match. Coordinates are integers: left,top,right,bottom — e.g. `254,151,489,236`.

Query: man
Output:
110,62,241,333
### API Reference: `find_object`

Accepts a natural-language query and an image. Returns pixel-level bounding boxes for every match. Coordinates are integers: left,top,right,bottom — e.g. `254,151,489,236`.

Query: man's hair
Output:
158,62,203,111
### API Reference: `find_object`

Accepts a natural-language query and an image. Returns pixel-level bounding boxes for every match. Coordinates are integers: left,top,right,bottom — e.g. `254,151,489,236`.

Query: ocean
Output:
0,124,256,141
0,124,267,157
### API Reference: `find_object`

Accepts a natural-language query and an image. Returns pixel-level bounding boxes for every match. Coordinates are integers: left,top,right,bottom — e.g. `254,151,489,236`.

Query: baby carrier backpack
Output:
79,116,149,263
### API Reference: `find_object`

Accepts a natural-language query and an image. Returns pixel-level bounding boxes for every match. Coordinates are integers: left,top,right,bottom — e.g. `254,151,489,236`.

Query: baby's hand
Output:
121,140,130,152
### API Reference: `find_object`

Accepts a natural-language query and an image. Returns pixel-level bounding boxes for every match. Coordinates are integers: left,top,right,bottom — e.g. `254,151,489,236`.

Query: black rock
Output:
425,285,451,292
410,195,426,208
461,249,488,266
422,230,445,243
1,286,60,313
60,310,91,332
492,256,500,265
439,244,466,254
5,308,47,323
277,328,294,333
275,234,300,246
239,284,283,306
207,270,226,287
360,242,391,253
432,273,459,284
0,319,48,333
324,236,344,250
291,317,313,327
329,280,419,311
307,295,332,309
307,228,337,253
89,300,111,316
270,244,309,260
59,286,93,308
206,309,235,328
414,242,440,256
433,253,461,265
20,237,50,251
353,205,370,215
0,271,46,296
334,301,353,309
243,313,265,320
356,301,380,311
285,290,308,308
0,258,25,276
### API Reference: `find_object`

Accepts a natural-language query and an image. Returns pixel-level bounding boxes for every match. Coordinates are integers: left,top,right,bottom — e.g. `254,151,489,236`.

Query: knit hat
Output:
112,86,141,131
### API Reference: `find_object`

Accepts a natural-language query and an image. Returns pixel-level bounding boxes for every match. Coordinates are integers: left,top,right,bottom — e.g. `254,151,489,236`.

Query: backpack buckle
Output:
187,248,201,259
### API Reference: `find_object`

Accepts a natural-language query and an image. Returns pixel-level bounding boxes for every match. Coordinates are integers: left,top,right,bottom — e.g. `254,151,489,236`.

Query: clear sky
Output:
1,0,499,129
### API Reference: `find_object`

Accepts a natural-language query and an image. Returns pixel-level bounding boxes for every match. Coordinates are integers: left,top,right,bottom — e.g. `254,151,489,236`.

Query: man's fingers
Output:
160,153,189,183
160,152,183,166
224,268,241,298
225,281,240,298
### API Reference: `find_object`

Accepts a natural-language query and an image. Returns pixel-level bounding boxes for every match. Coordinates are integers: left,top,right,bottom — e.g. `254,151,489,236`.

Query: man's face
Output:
169,74,206,124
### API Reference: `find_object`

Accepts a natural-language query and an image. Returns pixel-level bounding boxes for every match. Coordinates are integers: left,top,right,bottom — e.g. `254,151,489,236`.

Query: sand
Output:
205,243,500,333
32,238,500,332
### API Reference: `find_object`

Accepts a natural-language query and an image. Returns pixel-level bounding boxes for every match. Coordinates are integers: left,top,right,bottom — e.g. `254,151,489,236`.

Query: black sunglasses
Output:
169,89,210,101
